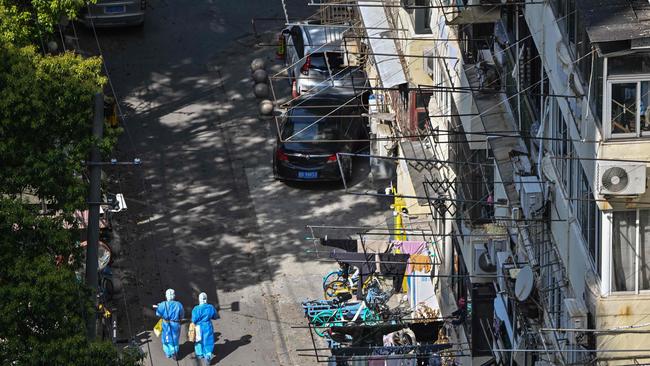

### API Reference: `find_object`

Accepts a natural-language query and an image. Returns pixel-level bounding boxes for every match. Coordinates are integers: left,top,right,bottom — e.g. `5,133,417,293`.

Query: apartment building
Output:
359,0,650,364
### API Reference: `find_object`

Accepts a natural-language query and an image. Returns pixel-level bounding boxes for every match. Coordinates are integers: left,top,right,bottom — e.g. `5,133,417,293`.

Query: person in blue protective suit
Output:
192,292,219,364
156,288,184,359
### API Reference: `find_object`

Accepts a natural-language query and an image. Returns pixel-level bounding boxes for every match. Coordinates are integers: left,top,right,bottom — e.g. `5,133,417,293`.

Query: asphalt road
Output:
78,1,389,365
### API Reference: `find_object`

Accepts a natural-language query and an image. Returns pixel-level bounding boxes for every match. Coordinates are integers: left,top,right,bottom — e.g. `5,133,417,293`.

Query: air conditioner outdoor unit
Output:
597,162,646,196
473,243,496,283
564,298,588,346
423,49,434,77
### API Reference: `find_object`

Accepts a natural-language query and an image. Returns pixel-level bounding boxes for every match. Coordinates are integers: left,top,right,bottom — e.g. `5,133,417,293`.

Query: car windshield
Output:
309,52,345,71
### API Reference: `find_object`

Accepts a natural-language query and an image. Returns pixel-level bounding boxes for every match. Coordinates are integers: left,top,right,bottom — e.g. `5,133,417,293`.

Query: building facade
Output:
358,0,650,364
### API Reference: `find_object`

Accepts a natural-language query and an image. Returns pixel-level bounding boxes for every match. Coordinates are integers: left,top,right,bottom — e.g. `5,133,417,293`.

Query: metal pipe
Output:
86,92,103,339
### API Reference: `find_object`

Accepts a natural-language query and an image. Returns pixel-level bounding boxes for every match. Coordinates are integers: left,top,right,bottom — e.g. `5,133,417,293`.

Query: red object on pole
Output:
291,81,299,98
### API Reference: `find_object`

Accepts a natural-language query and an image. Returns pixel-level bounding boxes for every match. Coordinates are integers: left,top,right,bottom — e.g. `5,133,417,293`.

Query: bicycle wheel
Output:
310,310,338,337
361,308,381,325
360,275,380,295
322,271,341,290
324,280,349,300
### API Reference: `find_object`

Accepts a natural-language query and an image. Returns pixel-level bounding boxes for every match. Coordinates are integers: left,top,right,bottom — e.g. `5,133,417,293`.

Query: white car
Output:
279,23,368,97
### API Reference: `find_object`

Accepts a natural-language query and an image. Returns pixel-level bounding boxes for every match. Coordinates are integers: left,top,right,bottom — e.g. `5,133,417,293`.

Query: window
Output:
608,54,650,76
610,82,637,136
550,98,573,188
607,80,650,138
612,209,650,292
309,52,345,71
550,96,601,266
404,0,432,35
409,91,432,132
555,0,577,45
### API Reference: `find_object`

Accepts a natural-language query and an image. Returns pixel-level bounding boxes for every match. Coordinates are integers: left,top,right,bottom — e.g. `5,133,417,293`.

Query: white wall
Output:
526,0,602,303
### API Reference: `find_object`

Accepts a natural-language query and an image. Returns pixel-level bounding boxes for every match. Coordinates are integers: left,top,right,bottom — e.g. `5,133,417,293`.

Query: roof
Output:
577,0,650,43
357,1,407,88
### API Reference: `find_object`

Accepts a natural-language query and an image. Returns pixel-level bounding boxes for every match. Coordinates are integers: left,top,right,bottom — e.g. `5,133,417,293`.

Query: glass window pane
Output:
611,83,637,135
608,54,650,76
612,211,637,292
642,81,650,135
640,210,650,290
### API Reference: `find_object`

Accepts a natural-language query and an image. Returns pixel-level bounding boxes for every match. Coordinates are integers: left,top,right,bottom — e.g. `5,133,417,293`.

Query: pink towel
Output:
393,241,426,254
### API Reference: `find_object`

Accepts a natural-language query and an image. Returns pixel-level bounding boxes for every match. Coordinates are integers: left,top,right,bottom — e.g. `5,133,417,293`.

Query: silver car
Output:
80,0,145,28
280,23,367,97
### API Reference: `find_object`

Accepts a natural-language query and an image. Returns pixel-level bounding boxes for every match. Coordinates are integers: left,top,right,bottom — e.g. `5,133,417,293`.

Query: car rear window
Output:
281,119,342,141
309,52,345,71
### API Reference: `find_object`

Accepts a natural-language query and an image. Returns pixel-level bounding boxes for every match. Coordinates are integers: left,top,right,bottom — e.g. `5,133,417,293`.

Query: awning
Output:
577,0,650,43
358,1,407,88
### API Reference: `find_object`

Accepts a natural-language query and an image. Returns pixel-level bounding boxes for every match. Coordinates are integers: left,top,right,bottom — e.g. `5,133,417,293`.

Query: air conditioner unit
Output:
517,175,544,218
423,49,434,77
564,298,588,346
473,243,496,283
597,162,647,196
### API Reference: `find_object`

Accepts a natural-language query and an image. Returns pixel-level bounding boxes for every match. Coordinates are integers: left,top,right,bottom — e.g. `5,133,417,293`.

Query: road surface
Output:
80,1,389,364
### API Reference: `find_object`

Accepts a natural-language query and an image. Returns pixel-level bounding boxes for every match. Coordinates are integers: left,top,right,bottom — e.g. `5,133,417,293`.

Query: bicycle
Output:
306,300,381,337
322,262,382,300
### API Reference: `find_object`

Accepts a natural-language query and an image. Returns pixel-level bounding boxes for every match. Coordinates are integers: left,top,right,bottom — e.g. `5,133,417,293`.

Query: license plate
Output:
105,5,126,14
298,171,318,179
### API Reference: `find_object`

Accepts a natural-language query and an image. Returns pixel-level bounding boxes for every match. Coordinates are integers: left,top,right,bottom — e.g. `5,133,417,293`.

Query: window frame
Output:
611,209,650,294
605,76,650,139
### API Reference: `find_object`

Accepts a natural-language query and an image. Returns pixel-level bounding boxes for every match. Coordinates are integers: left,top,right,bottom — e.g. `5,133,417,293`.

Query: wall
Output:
524,2,600,185
526,0,604,310
596,296,650,365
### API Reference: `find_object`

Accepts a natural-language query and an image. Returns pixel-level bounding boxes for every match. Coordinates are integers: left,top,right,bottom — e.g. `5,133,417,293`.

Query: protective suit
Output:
192,292,219,362
156,289,184,359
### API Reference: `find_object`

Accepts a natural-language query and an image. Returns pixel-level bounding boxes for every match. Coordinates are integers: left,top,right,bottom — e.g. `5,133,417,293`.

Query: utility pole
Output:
86,92,103,339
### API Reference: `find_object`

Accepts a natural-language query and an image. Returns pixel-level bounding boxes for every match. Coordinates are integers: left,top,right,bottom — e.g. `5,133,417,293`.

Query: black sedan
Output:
273,97,368,182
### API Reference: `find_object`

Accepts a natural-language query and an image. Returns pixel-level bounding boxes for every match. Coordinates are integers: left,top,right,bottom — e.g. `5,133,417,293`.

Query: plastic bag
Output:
188,323,196,342
153,319,162,337
195,324,202,342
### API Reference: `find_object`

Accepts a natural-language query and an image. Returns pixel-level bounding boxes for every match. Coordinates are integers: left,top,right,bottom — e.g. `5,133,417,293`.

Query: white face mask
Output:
199,292,208,305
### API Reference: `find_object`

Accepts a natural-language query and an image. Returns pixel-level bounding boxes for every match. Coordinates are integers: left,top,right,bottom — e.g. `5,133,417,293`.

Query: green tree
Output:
0,36,118,211
0,198,142,366
0,3,133,365
0,0,95,47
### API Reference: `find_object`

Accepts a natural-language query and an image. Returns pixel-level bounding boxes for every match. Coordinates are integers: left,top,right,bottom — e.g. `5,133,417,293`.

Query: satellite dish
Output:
601,166,629,193
515,265,534,301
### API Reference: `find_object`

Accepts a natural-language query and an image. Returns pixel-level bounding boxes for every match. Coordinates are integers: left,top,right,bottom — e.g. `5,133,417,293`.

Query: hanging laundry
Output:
407,254,432,274
378,253,409,292
321,238,358,252
392,241,426,255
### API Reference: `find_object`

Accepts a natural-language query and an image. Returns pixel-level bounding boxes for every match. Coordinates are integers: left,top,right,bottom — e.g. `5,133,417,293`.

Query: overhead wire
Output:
292,1,602,362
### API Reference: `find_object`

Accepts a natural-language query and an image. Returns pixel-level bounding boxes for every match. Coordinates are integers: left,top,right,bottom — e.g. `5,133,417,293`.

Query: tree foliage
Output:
0,35,118,211
0,198,142,366
0,0,94,46
0,2,135,365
